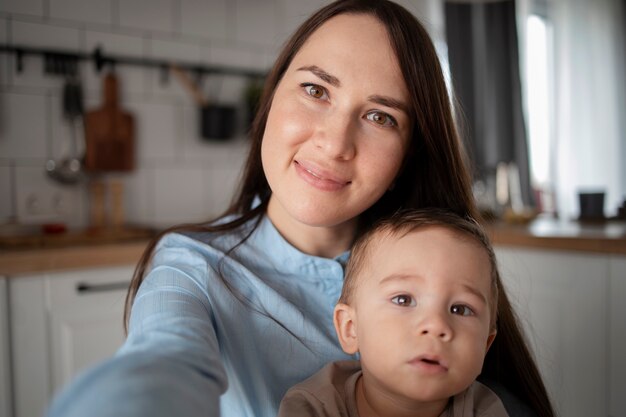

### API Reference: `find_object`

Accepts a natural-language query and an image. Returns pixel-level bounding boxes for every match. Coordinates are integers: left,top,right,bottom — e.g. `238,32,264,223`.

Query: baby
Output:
278,209,509,417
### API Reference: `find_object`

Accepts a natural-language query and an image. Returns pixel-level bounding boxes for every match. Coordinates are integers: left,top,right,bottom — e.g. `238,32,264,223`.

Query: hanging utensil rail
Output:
0,44,266,81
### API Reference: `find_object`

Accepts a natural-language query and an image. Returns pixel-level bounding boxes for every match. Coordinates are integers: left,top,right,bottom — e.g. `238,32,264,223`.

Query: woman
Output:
47,1,553,417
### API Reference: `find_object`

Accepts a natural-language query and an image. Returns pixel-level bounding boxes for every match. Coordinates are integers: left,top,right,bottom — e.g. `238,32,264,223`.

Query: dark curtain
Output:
445,0,534,207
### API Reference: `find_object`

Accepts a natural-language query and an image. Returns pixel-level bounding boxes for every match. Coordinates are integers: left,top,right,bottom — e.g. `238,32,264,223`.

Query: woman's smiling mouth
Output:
294,160,351,191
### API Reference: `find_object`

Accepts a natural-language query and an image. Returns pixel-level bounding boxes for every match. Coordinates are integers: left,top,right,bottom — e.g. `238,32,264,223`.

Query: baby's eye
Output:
365,111,397,127
450,304,474,316
302,83,328,100
391,294,415,307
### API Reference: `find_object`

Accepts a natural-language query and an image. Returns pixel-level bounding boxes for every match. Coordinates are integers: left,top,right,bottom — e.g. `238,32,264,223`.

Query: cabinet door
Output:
0,277,12,417
9,266,133,417
46,266,133,391
609,255,626,417
495,247,609,417
9,274,49,417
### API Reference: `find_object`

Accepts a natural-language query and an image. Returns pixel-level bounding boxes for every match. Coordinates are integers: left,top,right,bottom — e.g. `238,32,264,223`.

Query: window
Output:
524,14,555,213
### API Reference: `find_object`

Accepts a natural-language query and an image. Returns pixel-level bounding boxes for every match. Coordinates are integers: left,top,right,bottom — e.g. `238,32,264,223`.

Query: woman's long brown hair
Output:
124,1,554,415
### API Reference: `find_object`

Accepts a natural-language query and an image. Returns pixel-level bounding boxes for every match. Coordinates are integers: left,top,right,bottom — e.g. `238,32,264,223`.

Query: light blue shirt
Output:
47,214,354,417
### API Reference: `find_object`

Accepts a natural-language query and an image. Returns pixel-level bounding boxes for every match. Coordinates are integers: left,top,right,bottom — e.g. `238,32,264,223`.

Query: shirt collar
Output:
252,214,350,280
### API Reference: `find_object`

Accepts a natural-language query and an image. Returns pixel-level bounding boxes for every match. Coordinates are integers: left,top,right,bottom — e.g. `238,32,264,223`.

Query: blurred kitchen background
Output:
0,0,624,230
0,1,625,417
0,0,336,230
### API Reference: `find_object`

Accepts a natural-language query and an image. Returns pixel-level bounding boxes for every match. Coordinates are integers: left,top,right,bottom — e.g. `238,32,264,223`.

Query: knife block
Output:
89,179,125,230
89,180,106,229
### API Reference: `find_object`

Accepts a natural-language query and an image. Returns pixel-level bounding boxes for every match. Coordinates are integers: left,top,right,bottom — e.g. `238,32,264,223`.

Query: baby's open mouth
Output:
410,355,448,372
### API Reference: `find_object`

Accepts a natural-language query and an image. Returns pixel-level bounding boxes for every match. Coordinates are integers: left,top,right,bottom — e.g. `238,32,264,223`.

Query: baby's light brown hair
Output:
341,208,500,329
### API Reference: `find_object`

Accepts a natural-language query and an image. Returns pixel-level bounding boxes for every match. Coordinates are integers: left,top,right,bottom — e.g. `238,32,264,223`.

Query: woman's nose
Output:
418,313,453,342
312,112,357,160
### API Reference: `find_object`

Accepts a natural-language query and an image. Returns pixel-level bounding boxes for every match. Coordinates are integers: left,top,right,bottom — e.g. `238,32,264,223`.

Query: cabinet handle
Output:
76,281,130,294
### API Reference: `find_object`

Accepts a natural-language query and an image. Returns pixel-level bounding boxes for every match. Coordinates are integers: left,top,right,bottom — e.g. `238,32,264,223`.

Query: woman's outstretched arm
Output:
46,236,228,417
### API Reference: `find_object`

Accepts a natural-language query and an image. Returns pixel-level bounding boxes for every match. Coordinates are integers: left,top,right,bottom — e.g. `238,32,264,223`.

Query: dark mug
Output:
578,191,605,220
200,105,236,141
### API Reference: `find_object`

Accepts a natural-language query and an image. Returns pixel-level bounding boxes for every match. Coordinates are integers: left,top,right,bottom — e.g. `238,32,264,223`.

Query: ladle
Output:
46,76,86,185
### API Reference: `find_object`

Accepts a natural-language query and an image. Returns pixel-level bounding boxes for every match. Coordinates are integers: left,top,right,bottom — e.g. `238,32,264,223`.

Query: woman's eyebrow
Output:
297,65,341,87
368,95,409,114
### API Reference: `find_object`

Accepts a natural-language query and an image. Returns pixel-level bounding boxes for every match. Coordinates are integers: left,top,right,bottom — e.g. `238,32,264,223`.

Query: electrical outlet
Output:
15,167,86,226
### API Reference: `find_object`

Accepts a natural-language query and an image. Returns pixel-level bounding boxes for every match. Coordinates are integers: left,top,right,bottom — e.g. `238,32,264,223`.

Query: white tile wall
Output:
153,166,206,226
0,92,48,159
119,0,175,34
131,100,180,162
212,74,246,106
0,1,441,228
234,0,279,46
204,166,242,217
14,166,86,226
49,0,113,26
0,0,44,17
277,0,330,41
208,45,252,68
122,169,154,226
180,0,230,40
12,21,81,50
247,48,272,72
0,166,12,220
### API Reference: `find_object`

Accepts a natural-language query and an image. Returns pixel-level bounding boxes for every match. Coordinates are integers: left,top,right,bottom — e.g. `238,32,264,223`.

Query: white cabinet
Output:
9,266,133,417
495,247,610,417
0,277,13,417
609,256,626,417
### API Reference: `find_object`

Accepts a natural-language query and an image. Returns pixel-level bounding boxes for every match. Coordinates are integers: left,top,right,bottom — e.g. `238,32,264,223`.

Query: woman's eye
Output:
302,83,328,100
366,111,397,127
450,304,474,316
391,294,415,307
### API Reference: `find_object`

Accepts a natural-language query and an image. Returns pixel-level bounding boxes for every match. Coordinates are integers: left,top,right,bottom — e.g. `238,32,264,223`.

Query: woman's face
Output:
262,13,412,236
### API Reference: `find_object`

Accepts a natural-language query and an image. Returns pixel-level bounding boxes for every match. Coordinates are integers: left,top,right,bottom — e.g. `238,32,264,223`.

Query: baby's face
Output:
350,226,496,408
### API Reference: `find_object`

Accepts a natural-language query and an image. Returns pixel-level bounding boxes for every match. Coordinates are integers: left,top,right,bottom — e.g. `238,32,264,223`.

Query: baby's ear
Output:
333,303,359,355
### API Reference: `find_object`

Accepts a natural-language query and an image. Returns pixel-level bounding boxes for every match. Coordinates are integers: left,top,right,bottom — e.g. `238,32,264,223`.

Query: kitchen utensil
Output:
170,64,236,141
46,62,86,185
200,105,236,140
84,72,135,172
88,179,125,231
170,64,207,107
109,180,124,229
89,179,106,229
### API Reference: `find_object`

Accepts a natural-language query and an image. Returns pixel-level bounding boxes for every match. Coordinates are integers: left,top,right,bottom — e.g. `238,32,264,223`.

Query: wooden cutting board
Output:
84,72,135,172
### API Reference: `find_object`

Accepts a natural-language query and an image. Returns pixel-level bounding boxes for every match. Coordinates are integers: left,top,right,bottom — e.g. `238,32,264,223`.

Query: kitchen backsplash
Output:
0,0,443,230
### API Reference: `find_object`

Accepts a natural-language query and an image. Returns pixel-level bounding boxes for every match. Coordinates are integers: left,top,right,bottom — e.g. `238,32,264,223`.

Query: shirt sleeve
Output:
45,238,228,417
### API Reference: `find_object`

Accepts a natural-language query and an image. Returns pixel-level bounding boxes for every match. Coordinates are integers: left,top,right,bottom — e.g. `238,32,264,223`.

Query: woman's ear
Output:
485,330,497,354
334,303,359,355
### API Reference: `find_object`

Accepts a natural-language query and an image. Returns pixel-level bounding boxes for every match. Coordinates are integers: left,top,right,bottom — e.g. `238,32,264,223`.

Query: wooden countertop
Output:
1,218,625,277
486,217,626,255
0,225,156,277
0,240,150,277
